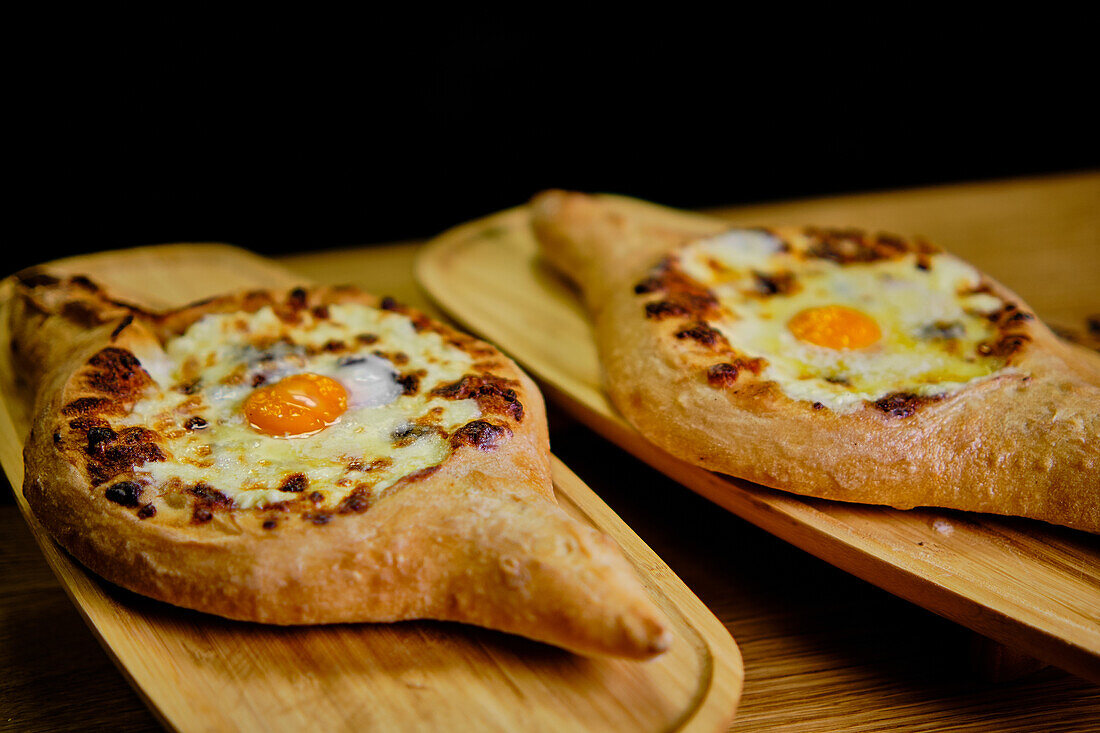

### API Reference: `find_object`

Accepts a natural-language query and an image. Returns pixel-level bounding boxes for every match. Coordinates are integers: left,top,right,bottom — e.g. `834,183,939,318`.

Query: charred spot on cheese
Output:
395,370,423,396
432,374,524,421
309,491,325,504
750,270,798,297
116,427,162,446
392,423,443,448
287,288,309,310
802,228,939,265
675,322,729,348
373,349,409,366
304,512,331,525
407,316,429,333
186,486,231,521
706,363,738,387
347,458,396,474
987,302,1034,328
337,487,373,514
705,357,767,387
190,482,231,506
380,296,401,312
184,416,208,431
262,518,278,530
636,259,721,320
873,392,941,418
104,481,143,507
978,333,1032,358
348,457,392,473
962,299,1032,361
805,228,884,263
356,333,379,345
451,420,512,451
279,473,308,493
136,503,156,519
311,305,330,320
645,300,690,319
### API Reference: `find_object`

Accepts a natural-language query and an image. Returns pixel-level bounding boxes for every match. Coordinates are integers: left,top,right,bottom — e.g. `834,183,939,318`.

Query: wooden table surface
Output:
2,173,1098,731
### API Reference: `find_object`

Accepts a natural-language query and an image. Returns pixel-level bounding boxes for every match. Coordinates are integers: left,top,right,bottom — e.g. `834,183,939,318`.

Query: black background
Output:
11,13,1097,277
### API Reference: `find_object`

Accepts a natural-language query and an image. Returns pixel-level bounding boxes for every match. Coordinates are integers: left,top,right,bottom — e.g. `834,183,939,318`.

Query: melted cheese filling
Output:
121,304,480,508
677,231,1014,412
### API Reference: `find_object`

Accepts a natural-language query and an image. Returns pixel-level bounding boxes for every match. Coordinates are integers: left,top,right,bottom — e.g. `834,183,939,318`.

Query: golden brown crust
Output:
530,190,1100,534
13,273,670,658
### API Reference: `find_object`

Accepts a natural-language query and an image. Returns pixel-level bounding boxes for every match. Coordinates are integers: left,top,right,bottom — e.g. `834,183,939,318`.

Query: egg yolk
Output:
788,305,881,350
243,373,348,437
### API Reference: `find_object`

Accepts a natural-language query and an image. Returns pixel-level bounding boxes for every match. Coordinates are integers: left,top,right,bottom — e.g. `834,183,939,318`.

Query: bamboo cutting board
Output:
416,190,1100,684
0,244,743,732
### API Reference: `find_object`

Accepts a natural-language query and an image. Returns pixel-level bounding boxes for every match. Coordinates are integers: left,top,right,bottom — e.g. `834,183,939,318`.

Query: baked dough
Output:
11,271,671,658
530,190,1100,533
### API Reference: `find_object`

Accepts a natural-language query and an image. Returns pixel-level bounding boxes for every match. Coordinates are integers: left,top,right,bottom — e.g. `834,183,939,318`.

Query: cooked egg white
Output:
677,231,1014,412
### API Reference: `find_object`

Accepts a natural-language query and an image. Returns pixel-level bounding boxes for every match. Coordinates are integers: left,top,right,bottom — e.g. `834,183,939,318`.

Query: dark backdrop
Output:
12,15,1097,276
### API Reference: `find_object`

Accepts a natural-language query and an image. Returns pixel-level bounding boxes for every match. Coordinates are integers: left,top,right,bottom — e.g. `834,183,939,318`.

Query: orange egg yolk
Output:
243,373,348,437
788,305,881,350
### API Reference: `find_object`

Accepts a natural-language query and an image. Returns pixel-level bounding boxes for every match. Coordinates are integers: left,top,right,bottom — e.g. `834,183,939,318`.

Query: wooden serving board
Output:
0,244,743,732
416,187,1100,684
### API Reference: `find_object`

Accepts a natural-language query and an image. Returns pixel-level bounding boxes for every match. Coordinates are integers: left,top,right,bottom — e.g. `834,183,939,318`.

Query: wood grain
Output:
0,245,742,732
415,173,1100,684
